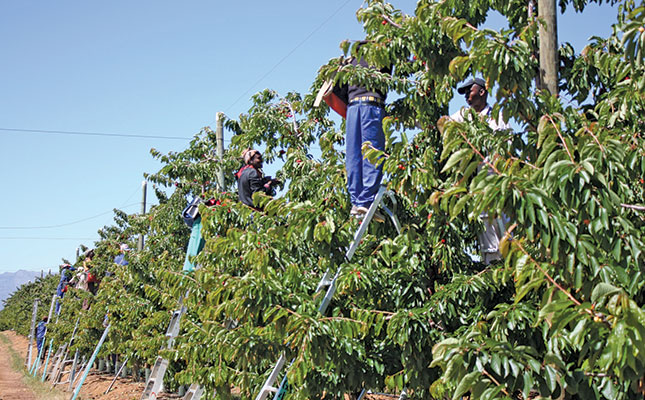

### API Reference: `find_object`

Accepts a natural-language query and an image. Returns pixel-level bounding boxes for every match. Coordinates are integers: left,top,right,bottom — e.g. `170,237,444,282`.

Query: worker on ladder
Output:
345,41,390,220
450,77,512,264
35,316,48,359
236,148,281,210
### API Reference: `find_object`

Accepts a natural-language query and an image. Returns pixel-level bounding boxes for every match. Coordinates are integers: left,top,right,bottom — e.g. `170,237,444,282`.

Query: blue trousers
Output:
346,102,385,207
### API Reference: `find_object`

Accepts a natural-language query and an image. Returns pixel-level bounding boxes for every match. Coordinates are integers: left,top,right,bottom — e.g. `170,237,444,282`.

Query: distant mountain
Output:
0,270,41,310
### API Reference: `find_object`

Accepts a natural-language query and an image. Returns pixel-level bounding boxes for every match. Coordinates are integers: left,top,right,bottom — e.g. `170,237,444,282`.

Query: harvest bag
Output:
182,196,202,227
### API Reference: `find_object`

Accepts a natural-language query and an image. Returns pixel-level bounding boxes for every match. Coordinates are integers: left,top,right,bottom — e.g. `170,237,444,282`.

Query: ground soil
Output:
0,331,37,400
0,330,398,400
1,330,148,400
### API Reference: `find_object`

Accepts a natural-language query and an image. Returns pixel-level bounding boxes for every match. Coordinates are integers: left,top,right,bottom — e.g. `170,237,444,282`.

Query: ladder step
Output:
182,383,204,400
166,308,185,338
315,270,333,293
152,357,166,370
141,357,169,400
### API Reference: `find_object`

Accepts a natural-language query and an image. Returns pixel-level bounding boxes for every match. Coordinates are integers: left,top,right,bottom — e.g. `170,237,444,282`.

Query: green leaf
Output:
442,148,471,173
452,371,480,400
591,283,621,304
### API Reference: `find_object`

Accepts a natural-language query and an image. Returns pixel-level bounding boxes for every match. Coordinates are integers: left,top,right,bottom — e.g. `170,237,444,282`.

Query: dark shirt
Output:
236,166,271,208
56,267,75,297
36,321,47,342
347,57,391,102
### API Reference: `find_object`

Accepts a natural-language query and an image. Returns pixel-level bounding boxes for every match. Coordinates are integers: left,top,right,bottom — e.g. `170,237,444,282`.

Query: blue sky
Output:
0,1,618,274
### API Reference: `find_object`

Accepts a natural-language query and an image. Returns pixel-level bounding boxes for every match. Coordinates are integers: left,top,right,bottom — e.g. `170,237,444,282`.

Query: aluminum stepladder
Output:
141,215,206,400
50,318,80,386
26,298,39,368
254,185,401,400
30,294,57,376
140,296,189,400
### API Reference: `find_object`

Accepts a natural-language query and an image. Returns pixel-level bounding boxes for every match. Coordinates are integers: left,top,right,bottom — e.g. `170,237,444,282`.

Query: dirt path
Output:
0,331,37,400
0,330,153,400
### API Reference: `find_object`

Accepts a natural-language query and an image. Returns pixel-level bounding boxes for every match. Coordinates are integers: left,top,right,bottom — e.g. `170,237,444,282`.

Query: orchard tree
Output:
21,0,645,399
148,0,644,398
0,273,59,335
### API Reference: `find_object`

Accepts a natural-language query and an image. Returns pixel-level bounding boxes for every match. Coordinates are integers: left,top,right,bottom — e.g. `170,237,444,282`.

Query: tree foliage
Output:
0,274,59,335
2,0,645,399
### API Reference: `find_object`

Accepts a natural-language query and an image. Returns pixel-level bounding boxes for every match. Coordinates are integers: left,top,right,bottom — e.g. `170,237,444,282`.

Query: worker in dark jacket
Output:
36,316,48,358
236,149,280,209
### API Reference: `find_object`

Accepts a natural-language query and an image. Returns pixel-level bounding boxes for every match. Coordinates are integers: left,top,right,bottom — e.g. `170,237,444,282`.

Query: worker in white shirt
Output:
451,77,511,265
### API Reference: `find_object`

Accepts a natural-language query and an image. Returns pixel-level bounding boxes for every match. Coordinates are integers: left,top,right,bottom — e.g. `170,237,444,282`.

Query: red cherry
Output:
296,159,302,164
640,178,644,184
583,219,590,225
381,20,387,25
441,239,446,243
398,164,405,170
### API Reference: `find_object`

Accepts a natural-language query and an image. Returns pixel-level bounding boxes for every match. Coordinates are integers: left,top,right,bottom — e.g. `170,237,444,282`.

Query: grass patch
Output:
0,332,69,400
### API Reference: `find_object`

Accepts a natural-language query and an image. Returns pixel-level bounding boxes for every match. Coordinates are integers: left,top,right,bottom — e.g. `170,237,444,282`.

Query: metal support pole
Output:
31,344,43,375
105,356,129,394
42,339,54,381
216,112,225,191
139,180,147,251
70,325,110,400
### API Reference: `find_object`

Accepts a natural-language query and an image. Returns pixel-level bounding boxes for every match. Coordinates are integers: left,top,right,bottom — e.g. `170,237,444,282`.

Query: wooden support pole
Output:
538,0,559,95
216,112,225,191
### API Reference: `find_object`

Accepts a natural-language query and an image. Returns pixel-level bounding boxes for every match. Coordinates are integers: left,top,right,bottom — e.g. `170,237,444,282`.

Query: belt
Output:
348,96,384,106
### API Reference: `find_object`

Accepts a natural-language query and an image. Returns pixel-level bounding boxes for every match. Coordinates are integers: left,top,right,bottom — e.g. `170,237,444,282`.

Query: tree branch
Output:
621,203,645,211
547,115,575,163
